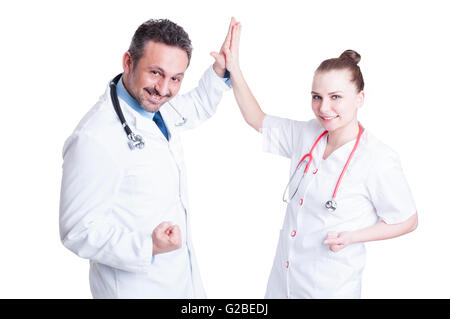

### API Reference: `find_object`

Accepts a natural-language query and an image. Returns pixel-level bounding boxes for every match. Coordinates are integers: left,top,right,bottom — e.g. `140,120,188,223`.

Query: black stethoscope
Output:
109,74,188,150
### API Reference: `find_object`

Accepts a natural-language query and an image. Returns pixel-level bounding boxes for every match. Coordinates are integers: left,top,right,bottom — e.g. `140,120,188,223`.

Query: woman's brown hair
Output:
316,50,365,92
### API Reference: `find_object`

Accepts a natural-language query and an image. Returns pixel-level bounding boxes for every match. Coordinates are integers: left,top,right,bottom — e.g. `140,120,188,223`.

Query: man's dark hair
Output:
128,19,192,68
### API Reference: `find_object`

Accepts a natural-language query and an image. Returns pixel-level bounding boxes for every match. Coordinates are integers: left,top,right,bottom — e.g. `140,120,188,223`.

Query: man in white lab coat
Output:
59,18,235,298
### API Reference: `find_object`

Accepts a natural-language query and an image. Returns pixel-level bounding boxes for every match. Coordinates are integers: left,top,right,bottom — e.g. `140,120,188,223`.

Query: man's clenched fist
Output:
152,221,182,255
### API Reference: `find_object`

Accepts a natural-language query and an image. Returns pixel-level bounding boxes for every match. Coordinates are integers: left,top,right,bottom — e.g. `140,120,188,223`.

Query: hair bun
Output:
339,49,361,65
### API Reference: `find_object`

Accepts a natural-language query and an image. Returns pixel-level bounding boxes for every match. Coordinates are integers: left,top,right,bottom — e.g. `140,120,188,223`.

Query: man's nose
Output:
155,78,170,97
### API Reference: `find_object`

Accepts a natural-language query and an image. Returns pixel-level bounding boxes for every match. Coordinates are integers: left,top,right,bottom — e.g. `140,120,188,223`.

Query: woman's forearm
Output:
223,21,265,132
350,213,418,244
324,213,418,252
230,68,265,132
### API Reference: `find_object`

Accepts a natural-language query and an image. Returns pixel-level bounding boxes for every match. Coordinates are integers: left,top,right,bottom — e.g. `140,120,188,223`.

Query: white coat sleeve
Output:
367,151,417,224
59,133,153,273
168,65,231,131
261,115,305,158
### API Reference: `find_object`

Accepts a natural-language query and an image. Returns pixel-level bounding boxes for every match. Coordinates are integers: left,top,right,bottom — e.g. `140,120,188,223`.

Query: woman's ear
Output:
357,90,365,108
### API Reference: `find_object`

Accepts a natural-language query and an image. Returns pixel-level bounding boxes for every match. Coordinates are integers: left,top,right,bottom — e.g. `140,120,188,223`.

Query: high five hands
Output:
211,17,242,77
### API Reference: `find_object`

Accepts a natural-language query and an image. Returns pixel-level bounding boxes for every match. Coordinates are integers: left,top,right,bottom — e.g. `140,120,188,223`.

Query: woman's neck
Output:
324,121,360,159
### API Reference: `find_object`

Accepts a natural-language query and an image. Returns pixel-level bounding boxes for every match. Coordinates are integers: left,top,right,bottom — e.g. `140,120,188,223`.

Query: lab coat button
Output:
313,168,318,174
286,261,289,268
291,230,296,238
299,198,304,206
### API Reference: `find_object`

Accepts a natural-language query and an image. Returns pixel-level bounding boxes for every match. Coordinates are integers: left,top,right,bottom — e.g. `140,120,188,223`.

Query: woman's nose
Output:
319,99,332,113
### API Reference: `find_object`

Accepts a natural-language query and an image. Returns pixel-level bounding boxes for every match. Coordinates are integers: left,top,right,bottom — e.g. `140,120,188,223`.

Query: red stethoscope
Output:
282,123,364,212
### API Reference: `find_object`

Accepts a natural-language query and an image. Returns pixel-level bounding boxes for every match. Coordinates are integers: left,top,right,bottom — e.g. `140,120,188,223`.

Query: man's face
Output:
122,40,189,112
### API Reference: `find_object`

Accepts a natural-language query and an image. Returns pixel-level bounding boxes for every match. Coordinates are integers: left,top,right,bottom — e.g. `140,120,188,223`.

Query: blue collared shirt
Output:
116,75,156,120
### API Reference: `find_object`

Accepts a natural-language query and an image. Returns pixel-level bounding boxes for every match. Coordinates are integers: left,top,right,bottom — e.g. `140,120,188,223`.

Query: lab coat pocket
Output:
320,243,365,297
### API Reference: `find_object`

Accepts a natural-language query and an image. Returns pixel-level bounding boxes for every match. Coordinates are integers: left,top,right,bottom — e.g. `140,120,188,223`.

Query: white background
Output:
0,0,449,298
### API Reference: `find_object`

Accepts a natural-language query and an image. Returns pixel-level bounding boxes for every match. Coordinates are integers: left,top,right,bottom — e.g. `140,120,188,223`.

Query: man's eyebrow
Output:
149,65,165,74
149,65,185,77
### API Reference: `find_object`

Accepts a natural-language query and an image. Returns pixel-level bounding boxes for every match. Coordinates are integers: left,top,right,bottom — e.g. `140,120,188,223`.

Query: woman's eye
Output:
331,95,341,100
312,95,322,100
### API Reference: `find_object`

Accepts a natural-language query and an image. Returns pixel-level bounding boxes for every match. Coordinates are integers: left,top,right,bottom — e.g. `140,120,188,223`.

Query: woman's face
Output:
311,69,364,133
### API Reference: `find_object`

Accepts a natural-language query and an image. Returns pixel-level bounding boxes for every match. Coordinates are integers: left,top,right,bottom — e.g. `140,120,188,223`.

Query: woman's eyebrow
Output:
328,91,343,95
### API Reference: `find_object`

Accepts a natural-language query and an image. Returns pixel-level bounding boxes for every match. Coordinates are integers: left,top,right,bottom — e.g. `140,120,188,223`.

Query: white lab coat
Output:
59,66,230,298
262,115,416,298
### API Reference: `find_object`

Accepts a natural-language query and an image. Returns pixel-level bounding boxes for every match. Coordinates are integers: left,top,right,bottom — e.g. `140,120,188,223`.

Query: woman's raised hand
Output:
211,17,241,76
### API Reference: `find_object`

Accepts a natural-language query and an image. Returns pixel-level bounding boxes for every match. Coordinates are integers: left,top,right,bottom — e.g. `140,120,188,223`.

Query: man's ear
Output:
122,51,133,75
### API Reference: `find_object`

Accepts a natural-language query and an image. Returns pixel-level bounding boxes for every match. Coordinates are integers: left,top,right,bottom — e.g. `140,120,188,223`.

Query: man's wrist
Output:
212,62,226,78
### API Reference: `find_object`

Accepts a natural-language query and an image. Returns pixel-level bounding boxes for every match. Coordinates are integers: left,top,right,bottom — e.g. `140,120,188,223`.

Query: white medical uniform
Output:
262,115,416,299
59,66,230,298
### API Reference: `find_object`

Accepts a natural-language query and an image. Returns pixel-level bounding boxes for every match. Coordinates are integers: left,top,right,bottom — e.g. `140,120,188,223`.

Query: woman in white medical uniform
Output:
222,21,418,298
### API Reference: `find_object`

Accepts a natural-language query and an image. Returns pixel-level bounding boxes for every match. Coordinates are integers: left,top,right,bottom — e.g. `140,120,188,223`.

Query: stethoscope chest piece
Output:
325,199,337,212
128,133,145,150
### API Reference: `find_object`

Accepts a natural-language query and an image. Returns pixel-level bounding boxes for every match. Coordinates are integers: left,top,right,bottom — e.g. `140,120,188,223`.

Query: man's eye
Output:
151,71,160,76
172,77,180,82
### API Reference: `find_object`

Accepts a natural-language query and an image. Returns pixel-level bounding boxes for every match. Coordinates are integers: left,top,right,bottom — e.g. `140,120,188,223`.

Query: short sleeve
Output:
261,115,305,158
367,152,417,224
